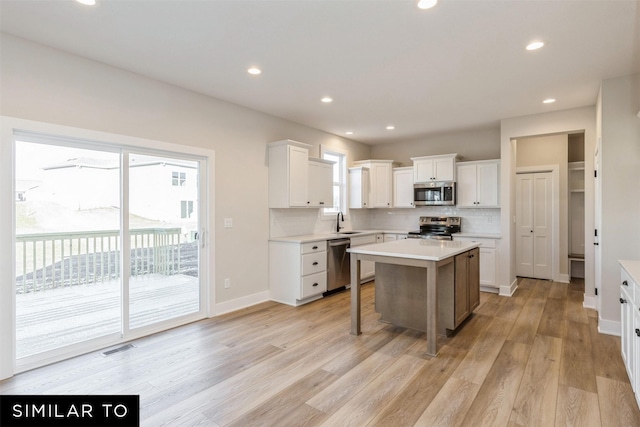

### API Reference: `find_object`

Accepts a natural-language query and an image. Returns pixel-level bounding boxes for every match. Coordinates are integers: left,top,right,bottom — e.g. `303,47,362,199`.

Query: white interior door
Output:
594,139,601,310
533,173,553,279
516,174,534,277
516,172,553,280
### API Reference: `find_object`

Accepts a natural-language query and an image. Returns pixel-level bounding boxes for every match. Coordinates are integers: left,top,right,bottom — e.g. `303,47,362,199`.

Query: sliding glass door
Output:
127,153,201,330
15,141,122,360
14,138,205,366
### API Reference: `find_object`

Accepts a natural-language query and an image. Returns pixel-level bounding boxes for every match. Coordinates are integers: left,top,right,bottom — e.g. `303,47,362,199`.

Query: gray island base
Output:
349,239,480,357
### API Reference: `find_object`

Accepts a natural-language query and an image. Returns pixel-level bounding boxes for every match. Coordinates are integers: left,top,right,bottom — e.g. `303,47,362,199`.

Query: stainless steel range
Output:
407,216,461,240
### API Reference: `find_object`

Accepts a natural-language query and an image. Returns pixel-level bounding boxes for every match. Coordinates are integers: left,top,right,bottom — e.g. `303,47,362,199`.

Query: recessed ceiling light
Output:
76,0,96,5
386,125,395,130
543,98,556,104
345,131,354,135
526,41,545,51
247,67,261,75
417,0,438,9
321,97,333,103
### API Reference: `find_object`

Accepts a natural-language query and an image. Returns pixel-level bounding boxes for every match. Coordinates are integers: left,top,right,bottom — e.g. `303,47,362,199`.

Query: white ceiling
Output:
1,0,638,145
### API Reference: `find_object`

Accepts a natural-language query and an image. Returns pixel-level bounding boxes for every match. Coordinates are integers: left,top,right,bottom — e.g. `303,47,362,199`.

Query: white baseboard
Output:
480,285,499,294
213,290,270,316
556,273,570,283
598,316,621,336
499,279,518,297
583,294,597,310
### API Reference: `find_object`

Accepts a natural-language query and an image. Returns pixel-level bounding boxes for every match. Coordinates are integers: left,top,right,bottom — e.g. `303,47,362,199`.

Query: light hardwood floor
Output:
2,277,639,426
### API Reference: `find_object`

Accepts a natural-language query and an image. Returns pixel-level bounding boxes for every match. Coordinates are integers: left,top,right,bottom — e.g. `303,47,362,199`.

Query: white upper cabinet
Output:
456,160,500,208
308,158,334,208
411,154,457,183
269,140,309,208
269,140,332,208
353,160,394,208
393,167,415,208
349,167,370,209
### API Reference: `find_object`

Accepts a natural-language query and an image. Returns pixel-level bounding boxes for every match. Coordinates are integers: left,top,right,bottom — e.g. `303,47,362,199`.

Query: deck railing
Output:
16,228,182,294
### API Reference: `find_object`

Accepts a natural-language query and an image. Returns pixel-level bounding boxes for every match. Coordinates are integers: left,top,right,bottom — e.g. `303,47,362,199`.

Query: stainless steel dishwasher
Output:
327,238,350,292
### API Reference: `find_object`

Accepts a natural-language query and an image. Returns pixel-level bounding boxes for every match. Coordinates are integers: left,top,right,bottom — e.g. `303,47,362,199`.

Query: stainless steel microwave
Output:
413,181,456,206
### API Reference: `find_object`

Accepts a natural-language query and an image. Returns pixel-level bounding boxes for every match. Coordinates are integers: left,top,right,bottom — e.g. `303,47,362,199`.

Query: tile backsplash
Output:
367,207,501,235
270,207,500,238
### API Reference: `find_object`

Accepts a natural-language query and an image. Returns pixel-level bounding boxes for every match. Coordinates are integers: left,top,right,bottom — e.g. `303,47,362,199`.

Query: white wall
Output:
0,34,370,308
597,73,640,332
500,107,596,299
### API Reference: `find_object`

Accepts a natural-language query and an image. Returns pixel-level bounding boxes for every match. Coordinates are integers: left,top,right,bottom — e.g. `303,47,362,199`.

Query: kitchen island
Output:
349,238,480,357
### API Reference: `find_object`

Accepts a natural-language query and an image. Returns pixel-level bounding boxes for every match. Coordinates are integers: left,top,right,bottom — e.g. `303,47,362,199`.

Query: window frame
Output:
319,145,348,220
0,115,216,378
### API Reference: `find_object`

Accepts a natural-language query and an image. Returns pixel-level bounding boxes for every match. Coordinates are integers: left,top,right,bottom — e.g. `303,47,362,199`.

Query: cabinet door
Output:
370,163,392,207
434,157,455,181
479,247,496,286
414,160,434,183
349,168,370,209
633,303,640,394
456,164,477,207
621,284,633,383
477,162,499,207
309,161,333,207
454,252,470,327
468,248,480,311
289,145,309,207
393,168,415,208
361,260,375,280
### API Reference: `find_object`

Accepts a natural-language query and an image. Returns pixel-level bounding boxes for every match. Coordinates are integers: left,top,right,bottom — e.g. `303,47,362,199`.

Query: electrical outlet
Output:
224,218,233,228
224,278,231,289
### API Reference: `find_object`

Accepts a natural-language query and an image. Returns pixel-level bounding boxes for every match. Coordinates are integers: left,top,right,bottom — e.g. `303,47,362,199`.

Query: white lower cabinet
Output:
383,233,408,242
350,234,382,283
270,240,328,306
455,237,498,291
620,260,640,409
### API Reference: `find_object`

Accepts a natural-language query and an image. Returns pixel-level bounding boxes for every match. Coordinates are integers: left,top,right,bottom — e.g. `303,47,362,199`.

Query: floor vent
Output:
101,343,136,357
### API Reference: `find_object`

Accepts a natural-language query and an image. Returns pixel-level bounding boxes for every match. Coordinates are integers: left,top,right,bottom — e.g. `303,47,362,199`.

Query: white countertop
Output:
620,260,640,283
456,232,502,239
269,230,500,243
348,238,480,262
270,230,388,243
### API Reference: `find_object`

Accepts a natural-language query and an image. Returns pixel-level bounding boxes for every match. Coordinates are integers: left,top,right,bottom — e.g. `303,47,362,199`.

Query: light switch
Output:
224,218,233,228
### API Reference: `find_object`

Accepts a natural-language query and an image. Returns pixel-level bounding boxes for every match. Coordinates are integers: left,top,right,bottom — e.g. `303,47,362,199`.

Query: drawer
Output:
302,252,327,275
350,234,377,246
301,241,327,254
621,268,636,306
301,272,327,299
455,237,496,249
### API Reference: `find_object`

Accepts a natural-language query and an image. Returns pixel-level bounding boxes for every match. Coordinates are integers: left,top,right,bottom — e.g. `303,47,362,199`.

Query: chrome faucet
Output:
336,211,344,232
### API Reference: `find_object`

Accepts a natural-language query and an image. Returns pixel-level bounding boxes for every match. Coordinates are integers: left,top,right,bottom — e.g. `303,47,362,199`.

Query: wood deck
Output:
3,277,639,426
16,273,199,359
